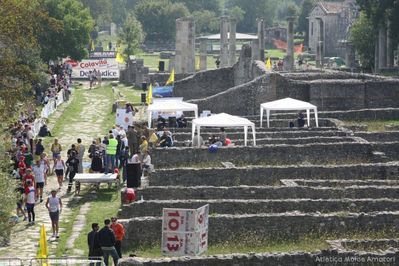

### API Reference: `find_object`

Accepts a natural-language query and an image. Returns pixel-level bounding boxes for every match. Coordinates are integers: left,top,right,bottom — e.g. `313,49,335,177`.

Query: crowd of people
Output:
88,218,125,266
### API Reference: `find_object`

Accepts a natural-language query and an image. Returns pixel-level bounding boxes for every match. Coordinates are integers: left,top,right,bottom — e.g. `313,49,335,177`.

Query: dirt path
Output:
0,83,115,262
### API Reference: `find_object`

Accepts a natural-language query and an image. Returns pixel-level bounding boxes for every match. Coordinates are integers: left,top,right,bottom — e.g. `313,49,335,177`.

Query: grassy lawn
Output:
129,229,399,258
73,186,121,255
344,119,399,131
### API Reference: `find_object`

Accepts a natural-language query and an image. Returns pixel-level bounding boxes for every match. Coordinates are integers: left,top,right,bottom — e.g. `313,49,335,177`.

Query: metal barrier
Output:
0,258,23,266
30,257,105,266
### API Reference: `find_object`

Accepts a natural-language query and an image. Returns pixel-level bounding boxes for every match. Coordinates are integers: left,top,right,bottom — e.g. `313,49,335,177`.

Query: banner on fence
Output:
71,59,120,79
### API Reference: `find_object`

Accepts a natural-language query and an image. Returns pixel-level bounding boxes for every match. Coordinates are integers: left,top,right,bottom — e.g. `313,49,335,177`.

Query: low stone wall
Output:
372,142,399,160
118,198,399,218
174,136,357,147
151,142,373,168
295,179,399,187
149,162,399,187
137,185,399,201
355,132,399,143
172,130,347,142
119,250,399,266
120,211,399,248
173,67,234,100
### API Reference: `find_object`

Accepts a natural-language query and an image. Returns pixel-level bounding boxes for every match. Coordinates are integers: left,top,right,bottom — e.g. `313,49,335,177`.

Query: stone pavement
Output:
0,83,116,262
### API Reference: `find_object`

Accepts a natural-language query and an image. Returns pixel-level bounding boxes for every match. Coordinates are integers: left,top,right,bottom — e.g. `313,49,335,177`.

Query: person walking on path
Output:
98,219,119,266
25,180,36,225
110,217,125,259
45,189,62,238
66,151,79,193
88,223,103,265
76,138,85,173
32,160,45,202
50,138,62,166
105,135,117,174
53,154,65,190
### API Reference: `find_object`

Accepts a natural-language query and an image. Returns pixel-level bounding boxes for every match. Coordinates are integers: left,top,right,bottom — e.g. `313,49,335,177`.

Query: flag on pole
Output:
146,84,153,105
90,39,95,52
165,69,174,85
265,57,272,70
196,57,200,71
116,52,124,63
39,224,48,260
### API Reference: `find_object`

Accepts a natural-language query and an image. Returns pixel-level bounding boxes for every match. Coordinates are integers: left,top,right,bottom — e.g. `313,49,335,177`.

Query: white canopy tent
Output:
191,113,256,147
148,99,198,128
260,97,319,128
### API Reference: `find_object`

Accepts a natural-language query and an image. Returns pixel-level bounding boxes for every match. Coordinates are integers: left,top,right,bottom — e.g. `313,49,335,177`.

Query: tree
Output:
349,12,375,70
134,0,190,41
226,0,278,32
0,0,46,245
119,13,145,58
193,10,219,34
228,6,245,23
40,0,94,61
170,0,221,13
112,0,128,26
80,0,112,26
297,0,315,46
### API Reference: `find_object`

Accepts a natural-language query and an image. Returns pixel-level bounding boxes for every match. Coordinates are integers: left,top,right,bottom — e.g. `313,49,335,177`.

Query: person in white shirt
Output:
141,150,152,176
32,160,45,202
25,180,36,225
46,189,63,238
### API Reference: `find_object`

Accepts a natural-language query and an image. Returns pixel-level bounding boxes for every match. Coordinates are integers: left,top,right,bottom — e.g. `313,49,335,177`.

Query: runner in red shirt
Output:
23,168,35,190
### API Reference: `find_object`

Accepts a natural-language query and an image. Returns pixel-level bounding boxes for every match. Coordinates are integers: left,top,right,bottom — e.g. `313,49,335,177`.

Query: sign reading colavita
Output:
69,59,119,79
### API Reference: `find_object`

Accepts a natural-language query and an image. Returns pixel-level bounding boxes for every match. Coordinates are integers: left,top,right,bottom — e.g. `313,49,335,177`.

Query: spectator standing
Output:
105,135,117,174
34,139,45,161
110,217,125,259
126,126,138,155
45,189,62,238
98,219,119,266
76,138,85,173
88,223,103,265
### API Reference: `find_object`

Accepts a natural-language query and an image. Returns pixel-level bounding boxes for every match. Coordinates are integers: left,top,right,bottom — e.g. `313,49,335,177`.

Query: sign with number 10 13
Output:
161,205,209,256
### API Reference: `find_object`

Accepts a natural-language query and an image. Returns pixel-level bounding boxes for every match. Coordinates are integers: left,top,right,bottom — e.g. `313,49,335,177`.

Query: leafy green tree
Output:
170,0,221,13
228,6,245,23
80,0,112,25
193,10,219,34
112,0,127,26
296,0,315,46
135,0,189,41
40,0,94,61
0,0,45,244
119,13,145,58
226,0,278,32
349,12,375,70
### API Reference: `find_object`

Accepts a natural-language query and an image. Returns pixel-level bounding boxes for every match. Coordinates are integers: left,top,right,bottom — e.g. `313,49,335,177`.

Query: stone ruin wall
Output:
171,44,399,115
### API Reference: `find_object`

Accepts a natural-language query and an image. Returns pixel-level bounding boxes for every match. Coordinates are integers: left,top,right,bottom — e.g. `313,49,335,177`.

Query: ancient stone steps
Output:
172,130,348,141
292,179,399,187
173,136,358,147
168,126,339,133
137,185,399,200
152,142,374,168
118,198,399,218
150,163,399,186
120,211,399,248
150,162,399,186
355,131,399,142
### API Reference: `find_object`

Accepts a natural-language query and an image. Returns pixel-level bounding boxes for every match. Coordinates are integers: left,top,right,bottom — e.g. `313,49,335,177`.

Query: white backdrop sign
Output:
161,205,209,256
71,59,120,79
115,109,134,130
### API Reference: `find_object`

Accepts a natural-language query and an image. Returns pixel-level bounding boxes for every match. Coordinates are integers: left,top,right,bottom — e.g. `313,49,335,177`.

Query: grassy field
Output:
343,119,399,131
128,229,399,258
